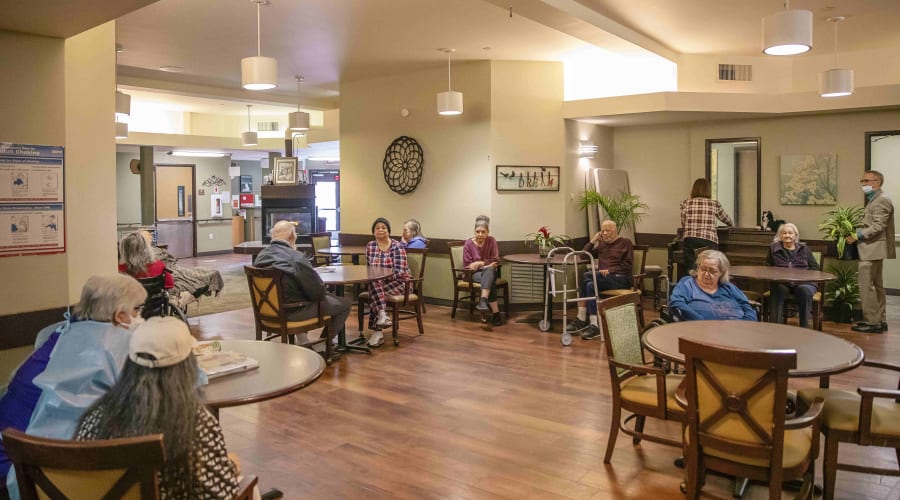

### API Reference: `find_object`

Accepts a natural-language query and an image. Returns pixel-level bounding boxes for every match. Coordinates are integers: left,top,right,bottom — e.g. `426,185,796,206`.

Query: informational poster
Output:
0,143,65,257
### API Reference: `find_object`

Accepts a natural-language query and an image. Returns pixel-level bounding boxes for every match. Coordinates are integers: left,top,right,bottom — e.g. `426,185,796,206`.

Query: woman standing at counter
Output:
680,178,733,274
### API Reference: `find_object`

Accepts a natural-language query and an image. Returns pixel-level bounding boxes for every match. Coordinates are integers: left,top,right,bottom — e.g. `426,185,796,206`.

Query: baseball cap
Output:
129,317,195,368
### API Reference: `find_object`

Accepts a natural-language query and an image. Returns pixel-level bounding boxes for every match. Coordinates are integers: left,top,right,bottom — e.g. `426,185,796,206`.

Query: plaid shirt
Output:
680,197,733,243
366,239,410,282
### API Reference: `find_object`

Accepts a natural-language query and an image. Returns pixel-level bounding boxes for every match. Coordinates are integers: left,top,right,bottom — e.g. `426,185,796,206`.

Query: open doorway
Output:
155,164,196,258
311,170,340,234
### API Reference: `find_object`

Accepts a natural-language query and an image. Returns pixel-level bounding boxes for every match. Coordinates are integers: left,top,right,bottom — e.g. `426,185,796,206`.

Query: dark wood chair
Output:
307,231,333,266
598,292,684,463
356,248,428,346
797,360,900,500
244,265,332,360
2,428,257,500
596,244,649,328
678,338,824,499
447,240,510,319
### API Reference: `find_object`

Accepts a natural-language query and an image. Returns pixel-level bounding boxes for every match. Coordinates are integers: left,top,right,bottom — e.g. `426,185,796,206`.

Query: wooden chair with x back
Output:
447,240,510,319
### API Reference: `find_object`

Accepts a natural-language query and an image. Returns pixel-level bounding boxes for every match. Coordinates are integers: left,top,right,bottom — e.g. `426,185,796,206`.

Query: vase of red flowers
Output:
525,226,570,256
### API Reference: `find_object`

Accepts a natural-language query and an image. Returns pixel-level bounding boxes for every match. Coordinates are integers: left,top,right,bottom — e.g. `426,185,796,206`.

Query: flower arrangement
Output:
525,226,570,255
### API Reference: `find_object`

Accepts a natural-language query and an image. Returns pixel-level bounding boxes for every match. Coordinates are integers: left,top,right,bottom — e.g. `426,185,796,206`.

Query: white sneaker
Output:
367,330,384,347
376,310,392,327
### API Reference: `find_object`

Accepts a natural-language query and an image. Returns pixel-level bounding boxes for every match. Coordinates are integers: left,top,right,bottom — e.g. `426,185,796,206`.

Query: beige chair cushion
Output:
261,316,329,330
456,278,507,288
599,289,635,297
620,373,685,413
358,291,370,300
685,427,813,469
387,293,418,303
798,388,900,436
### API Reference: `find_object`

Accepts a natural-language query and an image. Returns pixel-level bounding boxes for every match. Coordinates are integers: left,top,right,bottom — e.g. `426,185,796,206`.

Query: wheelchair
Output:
136,273,189,324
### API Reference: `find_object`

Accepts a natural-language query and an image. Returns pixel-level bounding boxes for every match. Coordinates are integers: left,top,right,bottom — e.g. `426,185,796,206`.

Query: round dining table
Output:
315,265,393,353
729,265,835,285
200,340,326,418
642,320,863,378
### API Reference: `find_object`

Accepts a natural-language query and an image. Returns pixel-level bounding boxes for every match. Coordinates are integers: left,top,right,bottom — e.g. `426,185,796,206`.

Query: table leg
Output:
543,263,553,325
336,324,371,354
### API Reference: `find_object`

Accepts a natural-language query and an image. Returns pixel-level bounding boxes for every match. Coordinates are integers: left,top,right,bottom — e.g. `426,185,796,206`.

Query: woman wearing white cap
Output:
74,317,240,499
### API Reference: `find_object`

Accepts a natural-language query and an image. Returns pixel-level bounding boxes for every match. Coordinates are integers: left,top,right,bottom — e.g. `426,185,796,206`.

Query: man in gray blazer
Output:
846,170,895,333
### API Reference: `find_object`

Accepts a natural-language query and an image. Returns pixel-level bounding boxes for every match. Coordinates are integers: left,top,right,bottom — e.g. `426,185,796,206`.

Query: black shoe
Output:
882,322,888,331
581,325,602,340
567,318,589,331
851,323,884,334
491,313,503,327
261,489,284,500
476,298,489,311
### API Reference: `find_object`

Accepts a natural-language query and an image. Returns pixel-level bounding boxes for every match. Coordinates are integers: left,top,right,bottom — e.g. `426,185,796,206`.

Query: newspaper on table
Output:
194,341,259,379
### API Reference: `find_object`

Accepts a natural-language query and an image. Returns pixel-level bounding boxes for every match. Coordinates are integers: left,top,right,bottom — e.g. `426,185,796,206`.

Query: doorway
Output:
311,170,340,232
155,165,195,258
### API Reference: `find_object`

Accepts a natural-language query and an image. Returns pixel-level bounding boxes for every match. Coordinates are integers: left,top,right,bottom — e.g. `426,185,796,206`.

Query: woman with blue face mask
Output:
2,274,147,498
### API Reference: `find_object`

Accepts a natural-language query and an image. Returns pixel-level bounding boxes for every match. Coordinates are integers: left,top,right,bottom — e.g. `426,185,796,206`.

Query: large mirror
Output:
705,137,761,228
866,130,900,235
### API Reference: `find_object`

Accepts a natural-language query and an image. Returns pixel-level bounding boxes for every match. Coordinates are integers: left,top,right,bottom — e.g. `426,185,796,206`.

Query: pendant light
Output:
242,105,258,146
437,48,462,116
114,43,129,139
819,17,854,98
241,0,277,90
762,0,812,56
288,75,310,131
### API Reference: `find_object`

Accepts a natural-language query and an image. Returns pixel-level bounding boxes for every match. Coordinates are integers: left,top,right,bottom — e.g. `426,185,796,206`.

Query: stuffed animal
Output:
760,210,785,233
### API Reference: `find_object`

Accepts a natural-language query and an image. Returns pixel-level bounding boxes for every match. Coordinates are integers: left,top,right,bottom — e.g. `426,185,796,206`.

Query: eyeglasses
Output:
133,305,145,313
859,178,878,184
698,266,721,276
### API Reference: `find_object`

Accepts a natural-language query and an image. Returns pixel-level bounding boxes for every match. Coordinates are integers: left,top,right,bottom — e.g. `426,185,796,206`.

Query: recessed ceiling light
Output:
159,66,184,72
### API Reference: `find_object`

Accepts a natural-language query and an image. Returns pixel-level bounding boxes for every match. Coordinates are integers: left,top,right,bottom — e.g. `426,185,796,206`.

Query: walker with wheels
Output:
538,247,600,346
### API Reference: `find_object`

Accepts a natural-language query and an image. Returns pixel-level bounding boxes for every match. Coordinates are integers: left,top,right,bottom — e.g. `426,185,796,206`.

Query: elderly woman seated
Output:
118,231,174,290
463,219,504,327
365,217,410,347
669,249,757,321
766,222,819,328
400,219,427,249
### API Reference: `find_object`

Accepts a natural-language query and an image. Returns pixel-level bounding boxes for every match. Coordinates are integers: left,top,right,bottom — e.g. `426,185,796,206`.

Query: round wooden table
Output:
504,250,589,329
316,245,369,265
729,265,835,284
233,241,313,259
642,320,863,378
315,265,393,353
200,340,326,418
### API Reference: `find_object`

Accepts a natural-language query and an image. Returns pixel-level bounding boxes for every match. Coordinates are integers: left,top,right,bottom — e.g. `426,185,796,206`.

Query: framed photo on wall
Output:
273,157,298,185
239,175,253,193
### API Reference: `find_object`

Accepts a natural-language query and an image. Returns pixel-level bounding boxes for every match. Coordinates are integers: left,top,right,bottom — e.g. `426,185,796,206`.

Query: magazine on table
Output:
194,341,259,379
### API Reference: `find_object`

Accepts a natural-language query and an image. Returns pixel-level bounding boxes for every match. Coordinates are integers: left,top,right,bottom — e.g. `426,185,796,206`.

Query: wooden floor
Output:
191,295,899,499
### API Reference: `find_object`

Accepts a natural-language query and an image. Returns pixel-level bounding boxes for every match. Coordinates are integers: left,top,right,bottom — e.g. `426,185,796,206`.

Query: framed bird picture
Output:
496,165,560,192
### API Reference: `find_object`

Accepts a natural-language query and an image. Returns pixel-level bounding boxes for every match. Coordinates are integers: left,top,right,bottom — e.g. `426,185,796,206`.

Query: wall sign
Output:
496,165,560,192
0,143,66,257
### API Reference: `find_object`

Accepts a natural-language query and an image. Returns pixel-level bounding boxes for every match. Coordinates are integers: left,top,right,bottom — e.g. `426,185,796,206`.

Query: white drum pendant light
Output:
115,121,129,139
242,104,258,146
115,91,131,117
762,1,812,56
819,17,854,98
241,0,277,90
288,75,310,131
437,48,462,116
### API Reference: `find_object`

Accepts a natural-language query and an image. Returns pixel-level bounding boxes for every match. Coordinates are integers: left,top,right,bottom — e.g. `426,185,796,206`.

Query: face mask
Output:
862,185,874,194
126,315,145,331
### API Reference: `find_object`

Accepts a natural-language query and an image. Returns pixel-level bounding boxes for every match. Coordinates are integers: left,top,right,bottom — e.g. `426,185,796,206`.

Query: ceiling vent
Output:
718,64,753,82
257,121,281,132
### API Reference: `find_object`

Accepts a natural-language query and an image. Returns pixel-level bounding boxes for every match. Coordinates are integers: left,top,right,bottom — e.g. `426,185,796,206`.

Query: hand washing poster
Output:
0,143,65,256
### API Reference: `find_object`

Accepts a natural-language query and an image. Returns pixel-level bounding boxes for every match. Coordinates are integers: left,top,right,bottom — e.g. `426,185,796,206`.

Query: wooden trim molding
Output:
0,306,69,350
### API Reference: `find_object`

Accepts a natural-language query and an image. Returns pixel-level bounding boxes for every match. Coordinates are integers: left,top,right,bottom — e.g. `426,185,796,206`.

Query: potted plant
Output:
824,262,861,323
524,226,570,256
818,205,864,259
578,189,649,234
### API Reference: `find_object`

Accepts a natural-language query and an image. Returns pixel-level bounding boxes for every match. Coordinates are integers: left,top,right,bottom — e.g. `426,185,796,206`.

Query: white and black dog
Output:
760,210,785,233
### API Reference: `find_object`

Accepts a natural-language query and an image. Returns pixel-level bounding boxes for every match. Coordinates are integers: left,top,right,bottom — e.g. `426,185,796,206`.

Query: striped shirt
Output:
680,197,733,243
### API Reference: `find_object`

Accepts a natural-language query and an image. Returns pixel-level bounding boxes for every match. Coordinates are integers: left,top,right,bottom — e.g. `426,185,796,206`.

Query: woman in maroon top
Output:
365,218,410,347
118,231,174,290
462,220,503,326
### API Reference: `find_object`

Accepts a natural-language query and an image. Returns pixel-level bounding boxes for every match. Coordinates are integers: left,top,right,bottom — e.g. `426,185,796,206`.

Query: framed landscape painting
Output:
780,153,837,205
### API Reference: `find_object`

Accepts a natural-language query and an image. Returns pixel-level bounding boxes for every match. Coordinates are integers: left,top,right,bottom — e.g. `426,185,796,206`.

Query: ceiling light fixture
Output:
437,48,462,116
241,0,277,90
762,0,812,56
819,16,854,98
114,43,130,139
242,104,259,146
167,151,228,158
288,75,310,131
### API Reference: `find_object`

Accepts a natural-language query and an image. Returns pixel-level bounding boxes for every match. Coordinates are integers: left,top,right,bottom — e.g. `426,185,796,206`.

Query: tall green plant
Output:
818,205,864,258
824,262,860,319
578,189,649,232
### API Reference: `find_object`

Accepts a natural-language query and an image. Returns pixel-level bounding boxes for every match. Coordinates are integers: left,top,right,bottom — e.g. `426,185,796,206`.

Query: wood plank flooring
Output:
191,289,899,499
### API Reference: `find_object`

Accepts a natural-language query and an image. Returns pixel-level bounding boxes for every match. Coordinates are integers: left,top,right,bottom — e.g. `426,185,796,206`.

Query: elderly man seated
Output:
570,220,634,340
254,220,351,357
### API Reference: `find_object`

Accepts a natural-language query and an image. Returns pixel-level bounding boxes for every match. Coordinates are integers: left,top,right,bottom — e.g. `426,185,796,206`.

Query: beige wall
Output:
0,24,116,315
564,120,614,238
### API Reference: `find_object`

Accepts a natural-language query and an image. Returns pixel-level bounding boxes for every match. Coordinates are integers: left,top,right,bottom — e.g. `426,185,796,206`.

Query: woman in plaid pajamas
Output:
680,178,733,275
365,217,410,347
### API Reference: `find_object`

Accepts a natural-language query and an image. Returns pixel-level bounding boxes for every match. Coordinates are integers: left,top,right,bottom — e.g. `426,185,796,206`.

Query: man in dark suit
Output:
254,220,351,353
846,170,895,333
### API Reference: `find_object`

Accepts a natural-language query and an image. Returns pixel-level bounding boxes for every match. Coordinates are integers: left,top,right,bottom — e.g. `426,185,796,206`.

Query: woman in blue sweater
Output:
669,249,756,321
